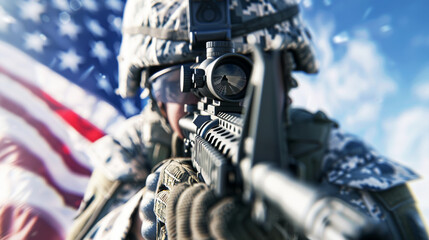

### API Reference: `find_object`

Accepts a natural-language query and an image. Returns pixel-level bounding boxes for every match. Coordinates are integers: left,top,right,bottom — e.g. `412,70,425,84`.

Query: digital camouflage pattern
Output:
68,106,172,239
323,128,419,191
88,105,171,183
117,0,317,98
83,188,145,240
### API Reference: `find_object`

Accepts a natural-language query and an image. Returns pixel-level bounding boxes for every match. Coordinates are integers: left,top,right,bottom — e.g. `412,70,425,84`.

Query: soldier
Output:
68,0,428,239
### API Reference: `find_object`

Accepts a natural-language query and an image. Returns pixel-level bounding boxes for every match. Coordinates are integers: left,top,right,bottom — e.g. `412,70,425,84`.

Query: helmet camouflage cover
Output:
117,0,318,98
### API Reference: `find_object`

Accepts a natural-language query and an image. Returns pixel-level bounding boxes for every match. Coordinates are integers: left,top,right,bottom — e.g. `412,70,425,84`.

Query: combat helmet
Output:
116,0,318,98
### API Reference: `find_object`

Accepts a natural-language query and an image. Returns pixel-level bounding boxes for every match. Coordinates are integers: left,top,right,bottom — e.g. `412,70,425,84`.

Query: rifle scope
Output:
180,41,252,102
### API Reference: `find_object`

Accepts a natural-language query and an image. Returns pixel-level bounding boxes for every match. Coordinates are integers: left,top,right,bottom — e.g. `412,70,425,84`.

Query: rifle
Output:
177,41,386,240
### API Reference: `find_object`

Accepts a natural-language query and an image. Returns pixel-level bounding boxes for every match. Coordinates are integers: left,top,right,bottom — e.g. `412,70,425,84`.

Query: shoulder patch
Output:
322,129,419,191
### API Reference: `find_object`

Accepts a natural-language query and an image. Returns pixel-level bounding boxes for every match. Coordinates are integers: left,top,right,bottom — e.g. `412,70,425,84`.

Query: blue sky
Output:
291,0,429,222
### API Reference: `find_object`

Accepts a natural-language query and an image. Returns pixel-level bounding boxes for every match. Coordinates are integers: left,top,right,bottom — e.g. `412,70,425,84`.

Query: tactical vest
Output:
286,108,338,182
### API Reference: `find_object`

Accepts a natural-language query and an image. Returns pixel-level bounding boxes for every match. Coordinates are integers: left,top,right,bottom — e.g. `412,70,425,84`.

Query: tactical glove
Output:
146,158,287,240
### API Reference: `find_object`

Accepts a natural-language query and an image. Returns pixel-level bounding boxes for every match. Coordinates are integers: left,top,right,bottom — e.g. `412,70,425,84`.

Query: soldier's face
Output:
151,67,198,139
165,102,188,139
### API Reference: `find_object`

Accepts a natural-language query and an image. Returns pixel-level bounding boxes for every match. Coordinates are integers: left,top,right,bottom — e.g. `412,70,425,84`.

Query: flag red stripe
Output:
0,94,91,176
0,203,64,240
0,138,84,209
0,66,105,142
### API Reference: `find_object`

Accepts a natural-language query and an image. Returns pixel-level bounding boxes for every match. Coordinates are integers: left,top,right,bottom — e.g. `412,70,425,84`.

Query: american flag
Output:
0,0,142,239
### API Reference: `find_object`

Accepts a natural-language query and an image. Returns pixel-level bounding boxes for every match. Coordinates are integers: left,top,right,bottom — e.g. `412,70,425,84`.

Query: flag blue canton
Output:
0,0,141,117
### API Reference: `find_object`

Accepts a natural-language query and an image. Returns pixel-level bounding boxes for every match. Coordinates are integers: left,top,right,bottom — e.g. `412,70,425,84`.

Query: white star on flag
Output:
86,19,105,37
108,15,122,33
91,41,111,64
52,0,69,11
59,19,81,39
20,0,45,23
106,0,124,12
0,7,16,32
82,0,99,12
24,32,48,52
58,49,83,72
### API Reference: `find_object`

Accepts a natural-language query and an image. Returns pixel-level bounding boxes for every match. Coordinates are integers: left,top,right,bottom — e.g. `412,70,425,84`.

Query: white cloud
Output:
297,0,313,8
414,82,429,101
332,31,349,44
290,13,429,223
384,107,429,169
412,66,429,101
383,107,429,220
344,102,379,126
291,17,396,134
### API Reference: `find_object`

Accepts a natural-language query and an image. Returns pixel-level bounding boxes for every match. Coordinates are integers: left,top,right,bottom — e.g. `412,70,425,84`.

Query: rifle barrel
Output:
250,162,385,240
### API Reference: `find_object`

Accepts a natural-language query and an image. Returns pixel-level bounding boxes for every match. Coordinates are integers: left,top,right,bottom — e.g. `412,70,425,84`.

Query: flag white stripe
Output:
0,109,89,194
0,163,77,234
1,75,94,170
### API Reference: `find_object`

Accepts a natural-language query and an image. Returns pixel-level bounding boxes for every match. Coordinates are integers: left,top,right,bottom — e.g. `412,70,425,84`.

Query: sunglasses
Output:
148,65,199,104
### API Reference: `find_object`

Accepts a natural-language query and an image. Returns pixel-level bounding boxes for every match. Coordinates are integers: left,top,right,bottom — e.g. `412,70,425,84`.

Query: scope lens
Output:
212,63,247,97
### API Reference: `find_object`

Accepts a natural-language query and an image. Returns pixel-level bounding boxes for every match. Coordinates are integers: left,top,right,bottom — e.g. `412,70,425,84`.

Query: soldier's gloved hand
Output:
138,169,161,240
150,159,286,240
167,183,283,240
138,158,199,240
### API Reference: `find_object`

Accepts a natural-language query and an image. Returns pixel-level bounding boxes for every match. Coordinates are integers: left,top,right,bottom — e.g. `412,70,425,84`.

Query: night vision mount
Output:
187,0,231,50
180,0,252,114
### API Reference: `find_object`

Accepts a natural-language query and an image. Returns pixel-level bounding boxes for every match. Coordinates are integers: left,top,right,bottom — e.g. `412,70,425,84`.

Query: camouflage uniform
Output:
67,104,172,239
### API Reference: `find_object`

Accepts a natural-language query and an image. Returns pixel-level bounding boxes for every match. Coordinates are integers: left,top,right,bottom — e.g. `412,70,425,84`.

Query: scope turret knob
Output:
206,41,234,49
206,41,234,58
193,68,205,88
180,65,193,92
